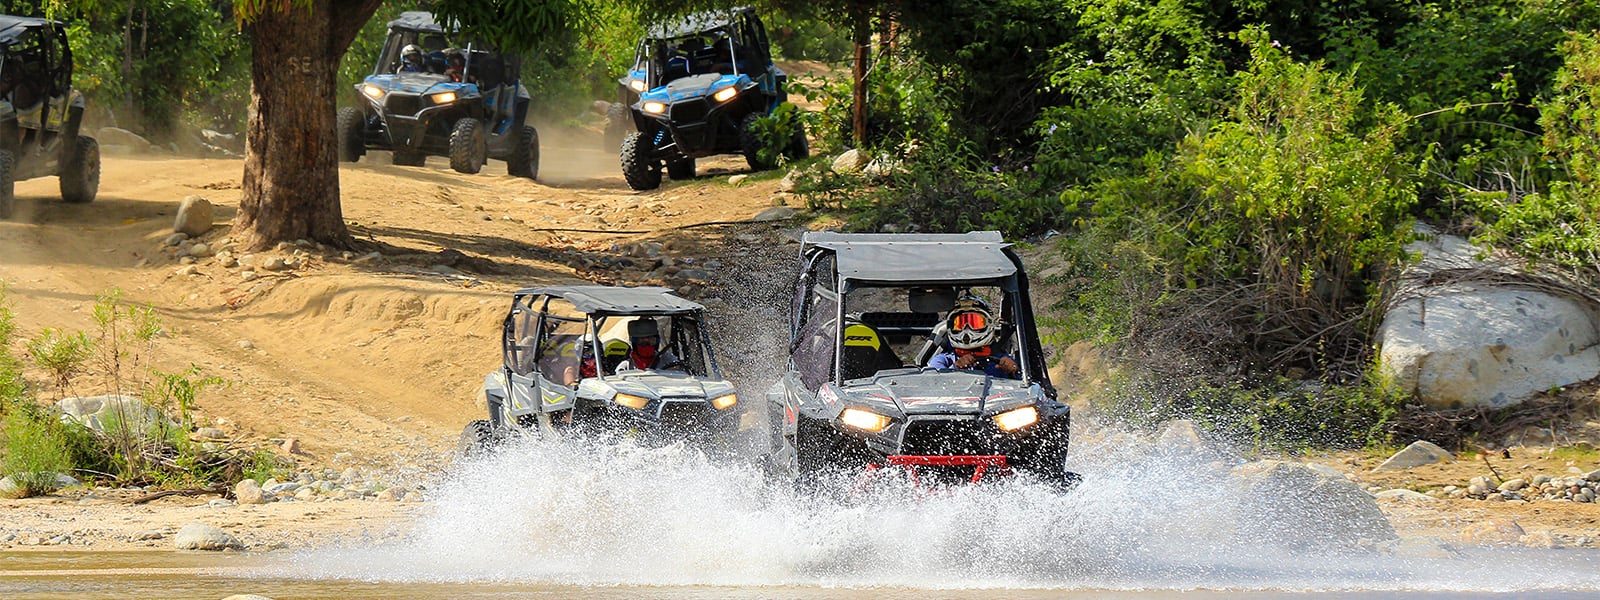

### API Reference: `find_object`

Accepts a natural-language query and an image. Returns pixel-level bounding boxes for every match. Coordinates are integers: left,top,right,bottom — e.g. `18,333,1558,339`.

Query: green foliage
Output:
27,328,92,393
1467,32,1600,284
431,0,595,55
748,102,810,167
0,408,76,497
147,365,227,430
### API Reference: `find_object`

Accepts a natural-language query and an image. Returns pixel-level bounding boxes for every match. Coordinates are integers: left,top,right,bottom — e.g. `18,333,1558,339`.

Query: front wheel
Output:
336,106,366,163
620,131,662,190
60,136,100,204
507,125,540,180
449,118,488,174
603,103,630,152
738,113,776,171
0,150,14,219
458,419,499,457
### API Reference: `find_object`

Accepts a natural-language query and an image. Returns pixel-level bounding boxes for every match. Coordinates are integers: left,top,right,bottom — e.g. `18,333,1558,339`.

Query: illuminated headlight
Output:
993,406,1039,432
840,408,890,432
362,84,385,99
430,91,457,104
614,393,650,410
629,79,646,92
711,393,738,410
642,101,667,115
712,86,738,103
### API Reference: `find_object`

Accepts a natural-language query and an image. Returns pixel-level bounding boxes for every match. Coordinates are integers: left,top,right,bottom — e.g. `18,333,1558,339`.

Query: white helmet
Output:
401,44,422,62
945,298,997,350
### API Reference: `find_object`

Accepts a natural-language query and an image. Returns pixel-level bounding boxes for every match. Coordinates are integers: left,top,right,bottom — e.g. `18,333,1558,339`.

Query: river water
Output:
8,433,1600,598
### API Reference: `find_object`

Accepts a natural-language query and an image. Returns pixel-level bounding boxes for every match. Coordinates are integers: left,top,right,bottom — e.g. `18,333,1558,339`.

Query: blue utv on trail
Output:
337,11,538,179
618,7,807,190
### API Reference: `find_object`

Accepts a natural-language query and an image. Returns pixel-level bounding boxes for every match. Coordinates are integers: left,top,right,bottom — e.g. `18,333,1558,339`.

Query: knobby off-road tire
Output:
667,155,695,180
620,131,662,190
458,419,498,458
0,150,14,219
738,113,777,172
786,123,810,162
336,106,366,163
392,150,426,167
60,136,100,204
449,118,488,174
604,103,630,152
507,125,540,180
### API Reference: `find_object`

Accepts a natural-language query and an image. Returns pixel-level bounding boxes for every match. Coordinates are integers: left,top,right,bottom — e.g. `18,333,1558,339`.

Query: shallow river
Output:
6,435,1600,598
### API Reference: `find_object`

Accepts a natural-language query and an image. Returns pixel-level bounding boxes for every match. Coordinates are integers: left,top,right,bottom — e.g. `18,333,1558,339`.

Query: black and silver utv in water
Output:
767,232,1073,489
463,285,743,453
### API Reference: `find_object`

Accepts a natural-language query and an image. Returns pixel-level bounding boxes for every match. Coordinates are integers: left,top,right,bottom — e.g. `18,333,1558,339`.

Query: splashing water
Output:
275,429,1600,593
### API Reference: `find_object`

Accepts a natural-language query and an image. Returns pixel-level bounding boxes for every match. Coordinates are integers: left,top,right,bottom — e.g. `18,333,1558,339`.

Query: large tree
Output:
230,0,584,251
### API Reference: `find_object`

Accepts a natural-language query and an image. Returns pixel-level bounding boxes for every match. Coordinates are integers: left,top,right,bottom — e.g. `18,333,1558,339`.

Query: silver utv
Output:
767,232,1073,488
0,15,99,219
463,285,743,452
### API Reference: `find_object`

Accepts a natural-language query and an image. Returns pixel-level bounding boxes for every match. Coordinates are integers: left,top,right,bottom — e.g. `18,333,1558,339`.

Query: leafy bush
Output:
747,102,812,168
0,406,77,498
27,328,92,393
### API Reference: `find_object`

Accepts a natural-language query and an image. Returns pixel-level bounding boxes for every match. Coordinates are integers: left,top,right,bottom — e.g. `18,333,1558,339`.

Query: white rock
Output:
753,206,797,222
233,479,267,505
260,257,288,272
174,196,215,237
264,482,300,494
778,169,800,192
728,174,749,186
0,472,80,496
831,148,869,173
1373,440,1454,471
1377,227,1600,409
1375,489,1436,502
237,339,255,350
97,127,152,150
56,395,173,435
1498,478,1528,492
173,523,242,551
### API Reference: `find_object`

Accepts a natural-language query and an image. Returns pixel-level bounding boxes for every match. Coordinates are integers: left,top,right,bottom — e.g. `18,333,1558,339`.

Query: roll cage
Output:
636,7,774,91
502,287,722,383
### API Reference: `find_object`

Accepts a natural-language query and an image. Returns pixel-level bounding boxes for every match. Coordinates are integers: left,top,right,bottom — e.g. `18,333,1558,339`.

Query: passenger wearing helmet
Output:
398,44,426,73
927,298,1020,379
615,319,683,371
444,48,474,83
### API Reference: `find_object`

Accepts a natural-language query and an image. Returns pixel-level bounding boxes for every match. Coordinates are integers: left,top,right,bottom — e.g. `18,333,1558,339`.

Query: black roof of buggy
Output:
801,231,1018,284
647,7,754,39
515,285,705,316
388,11,446,34
0,15,57,45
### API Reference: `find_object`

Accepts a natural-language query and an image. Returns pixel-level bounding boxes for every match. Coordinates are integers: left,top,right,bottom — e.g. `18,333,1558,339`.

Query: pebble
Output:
1498,478,1528,492
280,438,302,455
261,257,288,272
131,529,165,541
240,270,259,282
164,232,189,247
237,339,255,350
294,488,317,501
728,174,749,186
1533,474,1552,486
175,265,199,276
234,479,268,505
174,523,242,551
189,242,212,258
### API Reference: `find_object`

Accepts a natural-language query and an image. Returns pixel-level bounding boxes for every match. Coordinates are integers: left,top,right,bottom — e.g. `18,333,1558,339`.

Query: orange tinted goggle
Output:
950,312,987,332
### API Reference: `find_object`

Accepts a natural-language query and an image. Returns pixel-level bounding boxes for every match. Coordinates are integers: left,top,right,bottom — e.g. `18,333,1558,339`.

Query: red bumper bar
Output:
864,454,1013,484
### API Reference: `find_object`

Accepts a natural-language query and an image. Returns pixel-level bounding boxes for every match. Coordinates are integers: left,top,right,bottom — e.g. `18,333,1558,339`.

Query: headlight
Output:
629,79,646,93
711,393,738,410
840,408,890,432
712,86,738,103
614,393,650,410
993,406,1039,432
362,84,385,99
430,91,457,104
642,101,667,114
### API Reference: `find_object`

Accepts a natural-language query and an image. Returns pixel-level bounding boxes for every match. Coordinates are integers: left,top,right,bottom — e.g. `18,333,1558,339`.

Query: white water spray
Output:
278,429,1600,592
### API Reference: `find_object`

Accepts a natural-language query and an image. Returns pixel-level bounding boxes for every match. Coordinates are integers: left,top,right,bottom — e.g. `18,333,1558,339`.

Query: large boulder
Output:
1377,227,1600,409
1373,440,1454,471
56,394,174,436
97,127,152,151
1230,460,1396,549
174,523,243,551
174,196,216,237
831,148,869,174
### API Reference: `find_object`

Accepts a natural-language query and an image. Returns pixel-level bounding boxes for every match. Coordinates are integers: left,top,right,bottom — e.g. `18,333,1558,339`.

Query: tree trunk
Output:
851,13,870,147
232,0,383,251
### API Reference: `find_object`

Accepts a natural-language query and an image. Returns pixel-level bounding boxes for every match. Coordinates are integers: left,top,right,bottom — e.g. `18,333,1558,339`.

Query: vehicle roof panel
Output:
0,15,57,45
388,11,446,34
803,232,1017,283
647,7,753,39
515,285,705,315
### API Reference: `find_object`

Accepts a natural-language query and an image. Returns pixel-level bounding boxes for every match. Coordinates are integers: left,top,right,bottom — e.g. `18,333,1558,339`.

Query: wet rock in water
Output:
174,196,216,237
1373,440,1454,471
1460,518,1525,545
234,479,268,505
753,206,797,222
174,523,242,551
1230,460,1396,548
1498,478,1528,492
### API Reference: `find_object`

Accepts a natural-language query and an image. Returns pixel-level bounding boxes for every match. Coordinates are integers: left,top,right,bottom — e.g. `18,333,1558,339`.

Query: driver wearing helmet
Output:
397,44,426,73
928,298,1021,379
615,319,683,372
